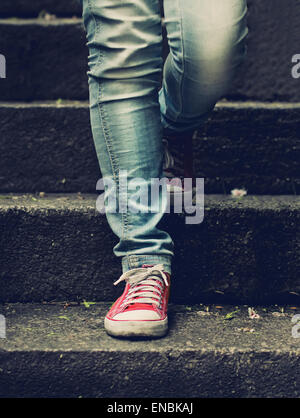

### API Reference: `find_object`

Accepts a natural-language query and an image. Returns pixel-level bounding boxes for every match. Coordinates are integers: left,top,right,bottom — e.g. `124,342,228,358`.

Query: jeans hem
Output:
122,254,172,275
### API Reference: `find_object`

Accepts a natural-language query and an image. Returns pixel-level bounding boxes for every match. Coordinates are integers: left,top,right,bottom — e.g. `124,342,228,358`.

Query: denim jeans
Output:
81,0,248,275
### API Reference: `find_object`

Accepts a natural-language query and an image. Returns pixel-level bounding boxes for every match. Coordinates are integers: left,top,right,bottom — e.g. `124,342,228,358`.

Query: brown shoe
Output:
162,130,196,195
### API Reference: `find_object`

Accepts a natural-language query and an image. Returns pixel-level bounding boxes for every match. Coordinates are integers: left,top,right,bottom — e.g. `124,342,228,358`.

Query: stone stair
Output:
0,303,299,398
0,193,300,306
0,0,300,398
1,100,300,194
0,0,300,102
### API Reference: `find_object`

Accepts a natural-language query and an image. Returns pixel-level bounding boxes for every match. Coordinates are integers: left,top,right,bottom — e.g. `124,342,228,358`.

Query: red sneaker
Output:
104,264,170,338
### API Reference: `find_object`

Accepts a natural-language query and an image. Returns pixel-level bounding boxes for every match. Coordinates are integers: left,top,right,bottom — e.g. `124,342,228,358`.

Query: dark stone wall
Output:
0,0,82,17
0,194,299,304
1,102,299,195
0,0,299,101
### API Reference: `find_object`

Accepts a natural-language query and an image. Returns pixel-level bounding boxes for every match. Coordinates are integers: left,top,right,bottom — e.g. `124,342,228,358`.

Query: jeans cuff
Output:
122,254,172,275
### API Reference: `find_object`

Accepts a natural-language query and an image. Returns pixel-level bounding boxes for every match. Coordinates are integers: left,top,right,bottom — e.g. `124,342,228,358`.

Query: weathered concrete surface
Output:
0,19,87,101
194,101,300,194
0,303,299,398
1,101,300,195
0,0,81,17
0,194,300,304
0,0,300,101
0,101,98,193
225,0,300,102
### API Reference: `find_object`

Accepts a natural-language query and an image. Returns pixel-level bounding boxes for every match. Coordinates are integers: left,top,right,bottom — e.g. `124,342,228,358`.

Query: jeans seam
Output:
87,0,100,35
165,0,184,123
87,0,129,241
175,0,185,122
97,88,129,242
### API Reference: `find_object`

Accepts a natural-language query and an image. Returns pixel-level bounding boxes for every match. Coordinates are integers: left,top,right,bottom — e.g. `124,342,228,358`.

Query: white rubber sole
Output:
104,316,168,338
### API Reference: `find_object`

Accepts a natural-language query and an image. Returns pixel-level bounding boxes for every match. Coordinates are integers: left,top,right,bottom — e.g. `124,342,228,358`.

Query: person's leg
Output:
81,0,173,275
160,0,248,134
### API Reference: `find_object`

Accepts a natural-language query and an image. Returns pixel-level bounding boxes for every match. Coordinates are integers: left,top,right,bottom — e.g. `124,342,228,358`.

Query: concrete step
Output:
0,302,299,398
0,193,300,304
1,101,300,195
0,0,81,17
0,0,300,101
0,18,87,101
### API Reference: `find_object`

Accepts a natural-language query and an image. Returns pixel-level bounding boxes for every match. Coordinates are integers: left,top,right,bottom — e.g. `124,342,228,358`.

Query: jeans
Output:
81,0,248,275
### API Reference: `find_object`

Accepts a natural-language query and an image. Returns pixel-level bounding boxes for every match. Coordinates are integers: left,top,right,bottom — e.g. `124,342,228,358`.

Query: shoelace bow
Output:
113,264,169,309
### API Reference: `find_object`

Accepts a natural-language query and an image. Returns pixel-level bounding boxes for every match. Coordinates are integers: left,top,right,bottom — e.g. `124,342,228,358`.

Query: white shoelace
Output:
113,264,169,309
162,138,175,171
